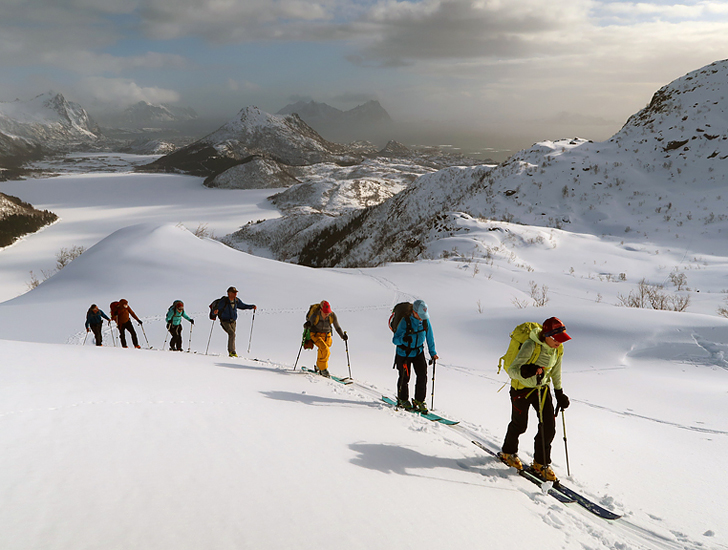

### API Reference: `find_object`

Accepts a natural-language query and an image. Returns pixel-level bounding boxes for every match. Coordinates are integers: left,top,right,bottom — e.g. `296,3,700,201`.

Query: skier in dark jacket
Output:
85,304,110,346
392,299,438,413
212,286,256,357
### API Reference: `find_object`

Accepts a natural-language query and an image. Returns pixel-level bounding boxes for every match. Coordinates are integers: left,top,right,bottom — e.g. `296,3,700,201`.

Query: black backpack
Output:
209,297,223,320
388,302,428,354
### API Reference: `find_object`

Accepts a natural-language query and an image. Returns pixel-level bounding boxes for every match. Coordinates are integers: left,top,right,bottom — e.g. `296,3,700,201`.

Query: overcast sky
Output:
2,0,728,155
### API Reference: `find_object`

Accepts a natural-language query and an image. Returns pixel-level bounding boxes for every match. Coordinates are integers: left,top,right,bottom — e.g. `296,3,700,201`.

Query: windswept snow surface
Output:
1,170,727,550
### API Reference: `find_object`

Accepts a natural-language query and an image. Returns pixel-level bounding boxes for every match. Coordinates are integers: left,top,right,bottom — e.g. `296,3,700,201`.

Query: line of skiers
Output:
86,291,572,482
85,287,257,354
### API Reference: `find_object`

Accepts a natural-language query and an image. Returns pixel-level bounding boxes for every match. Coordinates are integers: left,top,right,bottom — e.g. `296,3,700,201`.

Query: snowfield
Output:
1,161,727,549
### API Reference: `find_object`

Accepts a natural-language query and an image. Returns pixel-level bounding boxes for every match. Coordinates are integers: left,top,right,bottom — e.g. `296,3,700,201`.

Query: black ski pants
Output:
118,320,139,348
169,324,183,351
90,323,103,346
396,351,428,403
502,386,556,466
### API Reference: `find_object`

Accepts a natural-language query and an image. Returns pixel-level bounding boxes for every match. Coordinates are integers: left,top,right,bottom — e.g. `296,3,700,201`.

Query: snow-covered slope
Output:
253,59,728,267
1,219,727,550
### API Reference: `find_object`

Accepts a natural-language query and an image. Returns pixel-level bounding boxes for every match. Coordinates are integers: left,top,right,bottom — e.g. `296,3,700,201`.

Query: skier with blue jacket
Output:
165,300,194,351
212,286,256,357
392,299,439,413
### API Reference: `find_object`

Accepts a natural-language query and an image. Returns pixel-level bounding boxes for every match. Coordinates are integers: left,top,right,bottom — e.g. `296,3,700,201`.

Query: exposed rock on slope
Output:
0,193,58,248
230,59,728,266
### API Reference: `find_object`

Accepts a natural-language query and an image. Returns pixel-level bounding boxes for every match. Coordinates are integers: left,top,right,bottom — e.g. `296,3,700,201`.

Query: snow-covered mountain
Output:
230,59,728,266
147,106,478,215
0,92,100,174
0,91,99,145
146,106,359,177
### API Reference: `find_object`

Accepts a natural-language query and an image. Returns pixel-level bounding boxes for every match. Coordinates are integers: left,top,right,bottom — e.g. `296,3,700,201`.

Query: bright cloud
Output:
80,77,181,106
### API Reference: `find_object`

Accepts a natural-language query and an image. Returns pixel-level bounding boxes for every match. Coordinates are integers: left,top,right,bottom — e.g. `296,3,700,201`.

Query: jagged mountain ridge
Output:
0,91,99,144
228,59,728,266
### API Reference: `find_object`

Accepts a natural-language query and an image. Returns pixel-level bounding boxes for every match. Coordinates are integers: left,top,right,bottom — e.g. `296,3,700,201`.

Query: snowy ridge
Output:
259,59,728,267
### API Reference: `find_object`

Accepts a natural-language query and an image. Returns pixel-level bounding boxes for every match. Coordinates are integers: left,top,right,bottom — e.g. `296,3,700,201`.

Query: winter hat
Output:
320,300,332,315
413,299,429,320
227,286,238,293
542,317,571,343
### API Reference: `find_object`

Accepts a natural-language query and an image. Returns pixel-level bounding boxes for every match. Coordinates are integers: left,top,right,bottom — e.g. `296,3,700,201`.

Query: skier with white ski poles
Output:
498,317,571,482
390,299,438,413
165,300,194,351
212,286,256,357
303,300,347,378
85,304,110,346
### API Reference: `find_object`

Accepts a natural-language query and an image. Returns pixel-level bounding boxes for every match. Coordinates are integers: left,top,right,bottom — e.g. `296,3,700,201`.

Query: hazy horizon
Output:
3,0,728,160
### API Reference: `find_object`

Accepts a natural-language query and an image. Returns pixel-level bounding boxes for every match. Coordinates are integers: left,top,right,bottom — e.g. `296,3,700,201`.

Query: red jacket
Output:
113,301,140,325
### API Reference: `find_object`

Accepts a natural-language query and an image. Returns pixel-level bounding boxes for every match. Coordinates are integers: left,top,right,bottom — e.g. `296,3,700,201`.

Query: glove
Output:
138,319,143,325
402,335,412,344
520,363,540,378
342,332,348,341
554,389,570,412
303,321,311,329
190,319,195,325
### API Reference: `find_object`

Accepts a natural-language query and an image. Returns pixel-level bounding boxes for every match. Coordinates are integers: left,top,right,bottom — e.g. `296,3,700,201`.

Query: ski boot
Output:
229,352,238,357
318,368,331,378
412,399,429,414
497,452,523,470
531,462,558,482
396,398,413,410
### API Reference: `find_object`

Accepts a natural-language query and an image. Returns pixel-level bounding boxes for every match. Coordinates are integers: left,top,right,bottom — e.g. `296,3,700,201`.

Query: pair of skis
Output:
471,439,621,520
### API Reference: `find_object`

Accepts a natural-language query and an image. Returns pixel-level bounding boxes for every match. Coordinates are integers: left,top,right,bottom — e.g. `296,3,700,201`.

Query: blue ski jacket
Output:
86,309,110,329
216,296,254,322
392,316,436,358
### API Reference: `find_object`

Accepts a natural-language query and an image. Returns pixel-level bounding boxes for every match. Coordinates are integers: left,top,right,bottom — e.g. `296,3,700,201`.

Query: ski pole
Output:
205,320,214,355
140,322,151,349
293,340,304,371
537,385,548,473
110,322,117,347
247,309,256,354
430,357,437,410
561,409,571,477
187,322,194,353
163,324,170,350
344,332,352,379
83,331,89,346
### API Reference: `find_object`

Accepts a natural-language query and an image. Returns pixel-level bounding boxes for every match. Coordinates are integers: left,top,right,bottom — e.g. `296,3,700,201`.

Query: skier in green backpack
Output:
498,317,571,482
